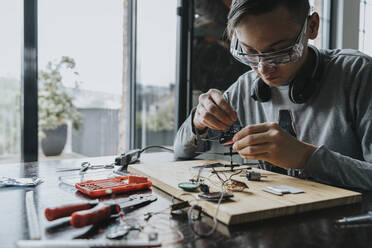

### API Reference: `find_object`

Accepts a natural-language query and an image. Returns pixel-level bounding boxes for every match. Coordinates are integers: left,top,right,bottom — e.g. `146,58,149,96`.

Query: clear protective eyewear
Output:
230,17,308,68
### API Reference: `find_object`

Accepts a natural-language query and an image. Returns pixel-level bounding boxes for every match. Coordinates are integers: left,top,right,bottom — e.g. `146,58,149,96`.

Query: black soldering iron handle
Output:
115,149,141,171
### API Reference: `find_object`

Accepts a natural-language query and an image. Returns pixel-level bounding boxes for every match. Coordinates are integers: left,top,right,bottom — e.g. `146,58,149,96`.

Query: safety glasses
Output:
230,17,308,68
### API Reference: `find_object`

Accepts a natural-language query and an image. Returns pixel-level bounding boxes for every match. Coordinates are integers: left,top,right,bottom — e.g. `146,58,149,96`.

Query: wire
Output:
140,145,174,153
186,167,245,237
199,135,221,142
187,183,225,238
195,151,239,156
144,214,185,245
211,167,242,184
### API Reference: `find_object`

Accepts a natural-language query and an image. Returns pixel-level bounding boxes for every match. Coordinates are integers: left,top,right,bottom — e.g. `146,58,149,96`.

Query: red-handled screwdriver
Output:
70,203,120,228
44,194,157,228
45,202,98,221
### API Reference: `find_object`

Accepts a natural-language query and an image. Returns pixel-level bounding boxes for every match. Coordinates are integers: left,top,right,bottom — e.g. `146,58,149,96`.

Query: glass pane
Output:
189,1,248,162
135,0,177,149
38,0,124,159
192,0,247,107
0,1,22,164
359,0,372,55
309,0,326,48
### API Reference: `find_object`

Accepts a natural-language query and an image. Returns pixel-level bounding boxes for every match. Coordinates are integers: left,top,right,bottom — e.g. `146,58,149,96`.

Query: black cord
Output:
211,167,242,184
229,170,242,180
140,145,174,154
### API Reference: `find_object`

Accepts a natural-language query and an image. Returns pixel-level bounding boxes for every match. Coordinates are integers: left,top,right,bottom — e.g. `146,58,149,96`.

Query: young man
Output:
174,0,372,190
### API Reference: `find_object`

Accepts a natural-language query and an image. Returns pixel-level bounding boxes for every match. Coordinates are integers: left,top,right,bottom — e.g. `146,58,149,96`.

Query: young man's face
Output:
236,6,315,87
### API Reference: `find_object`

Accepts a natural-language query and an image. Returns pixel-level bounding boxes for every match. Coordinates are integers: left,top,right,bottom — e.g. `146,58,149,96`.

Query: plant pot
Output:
41,124,67,156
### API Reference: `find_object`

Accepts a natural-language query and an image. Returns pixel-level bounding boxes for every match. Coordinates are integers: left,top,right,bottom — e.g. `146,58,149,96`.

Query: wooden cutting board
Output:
128,160,362,225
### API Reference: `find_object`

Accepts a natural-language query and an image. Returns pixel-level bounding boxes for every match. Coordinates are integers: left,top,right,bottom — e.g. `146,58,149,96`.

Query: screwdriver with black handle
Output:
45,194,157,228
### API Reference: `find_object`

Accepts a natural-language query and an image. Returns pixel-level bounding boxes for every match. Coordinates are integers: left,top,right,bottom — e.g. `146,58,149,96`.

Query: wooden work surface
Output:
129,159,362,225
2,153,372,248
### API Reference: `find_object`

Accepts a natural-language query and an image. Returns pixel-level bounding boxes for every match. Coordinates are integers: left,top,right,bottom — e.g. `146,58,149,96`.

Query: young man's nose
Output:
258,62,276,75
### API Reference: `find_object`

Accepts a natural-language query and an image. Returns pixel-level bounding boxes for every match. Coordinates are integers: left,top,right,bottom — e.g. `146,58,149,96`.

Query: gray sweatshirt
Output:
174,46,372,190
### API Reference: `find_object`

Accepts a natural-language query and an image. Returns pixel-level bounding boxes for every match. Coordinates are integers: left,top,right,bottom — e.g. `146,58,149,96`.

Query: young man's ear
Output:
308,12,320,40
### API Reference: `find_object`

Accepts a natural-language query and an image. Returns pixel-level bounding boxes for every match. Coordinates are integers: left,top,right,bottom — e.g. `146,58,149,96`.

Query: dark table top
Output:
1,152,372,248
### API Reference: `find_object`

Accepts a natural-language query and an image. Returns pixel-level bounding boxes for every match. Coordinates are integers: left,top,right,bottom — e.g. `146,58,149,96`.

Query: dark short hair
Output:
227,0,310,39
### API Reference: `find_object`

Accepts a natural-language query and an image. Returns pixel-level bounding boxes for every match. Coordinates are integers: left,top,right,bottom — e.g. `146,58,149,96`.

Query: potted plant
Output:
38,56,82,156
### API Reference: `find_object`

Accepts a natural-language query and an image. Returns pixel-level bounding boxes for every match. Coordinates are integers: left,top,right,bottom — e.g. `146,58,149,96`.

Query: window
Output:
309,0,331,49
135,0,177,149
38,0,124,158
191,1,247,107
359,0,372,55
0,0,22,164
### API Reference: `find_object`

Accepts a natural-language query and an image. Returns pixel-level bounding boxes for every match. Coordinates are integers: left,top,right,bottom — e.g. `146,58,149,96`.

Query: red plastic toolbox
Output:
75,176,152,197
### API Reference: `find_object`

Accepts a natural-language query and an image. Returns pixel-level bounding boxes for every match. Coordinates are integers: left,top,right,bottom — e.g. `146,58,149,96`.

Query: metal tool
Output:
0,177,43,187
16,239,161,247
106,223,141,239
56,162,115,173
336,211,372,224
244,172,267,181
57,149,142,174
25,191,41,240
114,149,142,173
106,224,132,239
45,194,157,228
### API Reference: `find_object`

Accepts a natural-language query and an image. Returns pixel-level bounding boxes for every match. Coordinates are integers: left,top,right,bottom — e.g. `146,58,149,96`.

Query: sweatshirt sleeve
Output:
173,108,211,159
304,62,372,190
304,146,372,190
173,87,237,160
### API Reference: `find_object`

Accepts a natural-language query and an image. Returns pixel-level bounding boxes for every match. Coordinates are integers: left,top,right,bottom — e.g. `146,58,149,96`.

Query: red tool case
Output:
75,175,152,197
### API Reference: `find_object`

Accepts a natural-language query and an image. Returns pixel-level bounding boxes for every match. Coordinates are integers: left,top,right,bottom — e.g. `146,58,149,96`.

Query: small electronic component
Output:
219,123,242,145
226,179,248,192
198,192,234,202
199,184,210,194
178,182,199,192
170,201,191,212
262,185,304,196
245,172,267,181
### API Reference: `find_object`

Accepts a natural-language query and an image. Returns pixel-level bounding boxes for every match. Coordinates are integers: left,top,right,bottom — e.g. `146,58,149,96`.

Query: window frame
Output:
128,0,137,150
22,0,38,162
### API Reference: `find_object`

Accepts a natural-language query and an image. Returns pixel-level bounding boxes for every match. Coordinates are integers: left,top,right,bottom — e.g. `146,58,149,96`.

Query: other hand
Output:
193,89,237,131
232,122,317,169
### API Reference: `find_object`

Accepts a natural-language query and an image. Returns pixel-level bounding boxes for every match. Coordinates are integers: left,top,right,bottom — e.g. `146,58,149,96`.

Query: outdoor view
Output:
0,0,177,163
0,0,22,164
309,0,328,48
38,0,124,159
38,0,177,159
359,0,372,56
135,0,177,149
